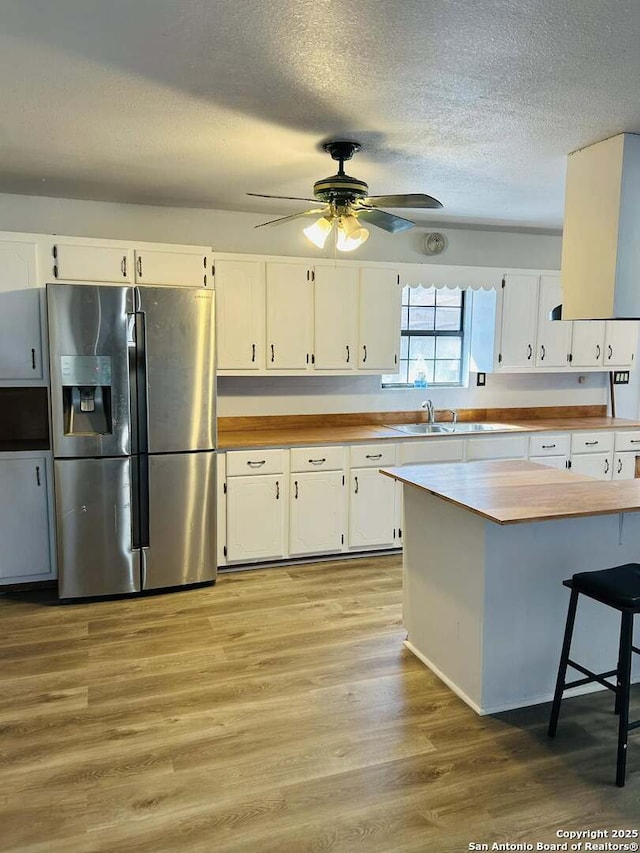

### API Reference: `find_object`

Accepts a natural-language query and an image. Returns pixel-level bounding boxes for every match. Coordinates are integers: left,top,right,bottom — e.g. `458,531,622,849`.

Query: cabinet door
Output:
604,321,638,367
498,274,539,368
314,266,357,370
348,467,396,549
358,267,401,370
570,452,613,480
613,451,637,481
289,471,345,556
226,474,286,562
0,239,42,380
53,243,131,283
570,321,605,367
529,455,568,470
0,457,51,581
266,262,313,369
134,249,208,287
535,275,571,367
215,258,265,370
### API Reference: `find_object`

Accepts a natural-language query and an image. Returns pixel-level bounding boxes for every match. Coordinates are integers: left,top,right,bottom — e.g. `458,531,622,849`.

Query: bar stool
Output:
548,563,640,786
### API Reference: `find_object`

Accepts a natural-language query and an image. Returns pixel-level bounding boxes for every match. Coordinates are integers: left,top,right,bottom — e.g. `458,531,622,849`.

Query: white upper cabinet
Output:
0,237,43,382
215,258,265,370
314,266,358,370
134,248,208,287
53,243,132,283
497,274,539,369
357,267,401,370
535,274,572,368
570,321,605,367
266,262,314,369
604,320,637,367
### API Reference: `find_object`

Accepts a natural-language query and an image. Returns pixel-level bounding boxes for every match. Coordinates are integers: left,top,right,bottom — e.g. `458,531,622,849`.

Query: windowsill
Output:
382,383,465,390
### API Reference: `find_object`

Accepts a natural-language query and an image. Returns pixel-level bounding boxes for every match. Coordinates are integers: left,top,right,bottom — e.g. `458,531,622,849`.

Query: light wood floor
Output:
0,555,638,852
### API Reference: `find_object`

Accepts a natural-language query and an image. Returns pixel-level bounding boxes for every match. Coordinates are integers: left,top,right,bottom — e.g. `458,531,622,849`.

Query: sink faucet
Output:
421,399,435,423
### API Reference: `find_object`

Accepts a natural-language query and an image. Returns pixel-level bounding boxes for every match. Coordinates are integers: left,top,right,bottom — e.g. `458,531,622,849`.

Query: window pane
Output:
400,336,409,359
434,360,461,383
434,307,462,331
400,307,410,330
408,359,435,385
408,307,435,330
435,337,462,359
436,288,462,307
401,285,412,306
408,336,435,360
409,286,436,307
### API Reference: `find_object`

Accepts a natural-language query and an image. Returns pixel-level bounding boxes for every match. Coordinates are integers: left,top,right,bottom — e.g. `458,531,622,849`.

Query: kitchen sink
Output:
387,422,522,435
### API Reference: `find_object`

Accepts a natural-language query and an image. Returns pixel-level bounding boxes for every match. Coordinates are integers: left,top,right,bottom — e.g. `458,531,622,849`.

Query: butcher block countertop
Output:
217,407,640,450
381,459,640,525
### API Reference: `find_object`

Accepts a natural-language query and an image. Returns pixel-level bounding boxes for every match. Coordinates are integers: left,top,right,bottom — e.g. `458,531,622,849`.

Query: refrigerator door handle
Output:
134,309,149,454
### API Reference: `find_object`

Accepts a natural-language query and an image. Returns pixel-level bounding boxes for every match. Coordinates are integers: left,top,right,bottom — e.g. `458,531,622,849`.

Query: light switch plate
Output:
476,372,486,386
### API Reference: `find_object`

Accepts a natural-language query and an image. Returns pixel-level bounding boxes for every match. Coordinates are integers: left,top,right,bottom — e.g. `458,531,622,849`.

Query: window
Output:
382,286,465,387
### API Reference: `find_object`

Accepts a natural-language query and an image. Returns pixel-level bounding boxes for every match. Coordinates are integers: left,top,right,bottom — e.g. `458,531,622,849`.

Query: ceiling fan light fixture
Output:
336,215,369,252
303,215,334,248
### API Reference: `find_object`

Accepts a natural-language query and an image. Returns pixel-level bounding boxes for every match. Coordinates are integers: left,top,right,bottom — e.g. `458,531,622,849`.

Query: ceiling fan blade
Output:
247,193,318,202
357,208,415,234
362,193,443,209
255,208,327,228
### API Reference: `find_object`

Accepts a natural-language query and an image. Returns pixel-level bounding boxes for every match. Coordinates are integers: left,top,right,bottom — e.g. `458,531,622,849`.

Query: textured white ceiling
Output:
1,0,640,228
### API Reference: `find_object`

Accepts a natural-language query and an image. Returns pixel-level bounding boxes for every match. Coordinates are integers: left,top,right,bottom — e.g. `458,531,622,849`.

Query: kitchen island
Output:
381,460,640,714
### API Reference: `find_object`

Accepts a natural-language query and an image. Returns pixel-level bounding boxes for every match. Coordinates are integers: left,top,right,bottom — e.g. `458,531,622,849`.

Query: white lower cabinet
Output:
570,452,613,480
289,471,346,556
0,454,54,582
348,467,397,550
226,474,287,562
529,454,568,470
613,452,637,480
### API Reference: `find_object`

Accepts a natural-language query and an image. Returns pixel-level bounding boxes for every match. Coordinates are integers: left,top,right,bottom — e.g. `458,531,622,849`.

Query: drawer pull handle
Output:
618,459,623,474
247,460,266,468
275,480,280,500
541,444,556,449
630,440,640,444
354,476,359,494
294,480,298,499
308,458,326,465
604,458,610,474
365,453,382,460
584,441,599,446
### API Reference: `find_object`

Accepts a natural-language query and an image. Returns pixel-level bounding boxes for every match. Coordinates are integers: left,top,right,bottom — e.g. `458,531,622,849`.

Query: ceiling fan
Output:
248,140,443,251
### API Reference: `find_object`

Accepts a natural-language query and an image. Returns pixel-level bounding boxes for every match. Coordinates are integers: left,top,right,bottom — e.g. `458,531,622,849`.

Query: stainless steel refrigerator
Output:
47,283,216,599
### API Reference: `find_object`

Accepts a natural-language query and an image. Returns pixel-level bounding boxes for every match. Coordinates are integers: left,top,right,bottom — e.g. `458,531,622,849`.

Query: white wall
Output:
0,189,625,418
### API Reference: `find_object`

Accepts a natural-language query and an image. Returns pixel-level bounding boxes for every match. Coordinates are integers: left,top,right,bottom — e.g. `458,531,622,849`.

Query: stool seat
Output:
571,563,640,609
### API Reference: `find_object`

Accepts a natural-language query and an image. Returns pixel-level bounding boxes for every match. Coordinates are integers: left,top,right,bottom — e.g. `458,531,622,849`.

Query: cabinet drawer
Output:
466,435,528,461
528,433,570,457
226,449,285,476
290,446,345,472
614,431,640,452
349,443,396,468
397,438,465,466
570,431,614,454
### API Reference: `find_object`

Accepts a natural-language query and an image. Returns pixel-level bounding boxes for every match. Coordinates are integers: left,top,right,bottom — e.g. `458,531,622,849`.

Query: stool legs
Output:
548,586,579,738
615,611,633,787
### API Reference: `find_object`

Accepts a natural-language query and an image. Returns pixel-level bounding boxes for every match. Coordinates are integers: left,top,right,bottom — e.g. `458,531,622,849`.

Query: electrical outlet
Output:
476,372,486,387
613,371,630,384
